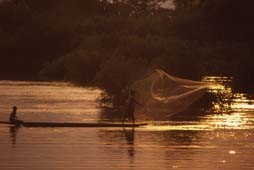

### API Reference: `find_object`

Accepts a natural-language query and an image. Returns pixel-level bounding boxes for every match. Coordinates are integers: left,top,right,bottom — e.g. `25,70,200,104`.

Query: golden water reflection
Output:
202,76,254,129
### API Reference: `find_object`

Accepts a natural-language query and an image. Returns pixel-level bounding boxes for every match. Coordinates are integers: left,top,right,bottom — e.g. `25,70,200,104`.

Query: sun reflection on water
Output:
205,112,249,129
202,76,254,129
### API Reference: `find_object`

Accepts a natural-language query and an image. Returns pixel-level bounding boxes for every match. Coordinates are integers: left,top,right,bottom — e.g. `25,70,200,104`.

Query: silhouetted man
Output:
122,90,142,124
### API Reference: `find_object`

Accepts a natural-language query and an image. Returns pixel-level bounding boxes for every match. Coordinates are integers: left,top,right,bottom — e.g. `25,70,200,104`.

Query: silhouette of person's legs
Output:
122,111,128,124
123,109,135,124
14,120,23,126
132,114,135,124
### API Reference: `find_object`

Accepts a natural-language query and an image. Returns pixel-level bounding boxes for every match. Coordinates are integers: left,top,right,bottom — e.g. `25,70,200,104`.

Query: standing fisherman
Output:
122,90,142,124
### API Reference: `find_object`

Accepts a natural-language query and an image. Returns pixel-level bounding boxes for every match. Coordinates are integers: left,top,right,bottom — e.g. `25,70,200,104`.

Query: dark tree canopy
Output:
0,0,254,94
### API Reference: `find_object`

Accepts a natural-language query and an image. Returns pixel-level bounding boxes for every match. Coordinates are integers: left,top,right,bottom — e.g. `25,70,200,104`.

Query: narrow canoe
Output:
0,121,147,128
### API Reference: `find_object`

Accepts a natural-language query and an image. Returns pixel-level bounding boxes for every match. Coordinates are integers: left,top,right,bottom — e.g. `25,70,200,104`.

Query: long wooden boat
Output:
0,121,147,128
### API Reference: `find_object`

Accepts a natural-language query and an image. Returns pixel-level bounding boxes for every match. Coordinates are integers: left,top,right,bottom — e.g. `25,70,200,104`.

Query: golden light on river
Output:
206,113,247,129
203,76,254,129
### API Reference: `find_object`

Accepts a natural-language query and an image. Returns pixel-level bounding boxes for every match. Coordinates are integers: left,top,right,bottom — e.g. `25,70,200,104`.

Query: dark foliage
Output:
1,0,254,99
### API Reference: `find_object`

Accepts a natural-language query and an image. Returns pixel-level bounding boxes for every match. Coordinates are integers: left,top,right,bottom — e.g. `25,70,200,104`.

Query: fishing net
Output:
131,69,211,119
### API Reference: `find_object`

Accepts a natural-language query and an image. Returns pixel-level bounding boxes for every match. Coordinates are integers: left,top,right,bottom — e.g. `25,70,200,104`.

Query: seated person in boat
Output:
9,106,23,125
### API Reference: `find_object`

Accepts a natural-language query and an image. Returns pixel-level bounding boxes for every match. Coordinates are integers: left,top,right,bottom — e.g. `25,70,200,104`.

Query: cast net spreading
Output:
131,69,211,119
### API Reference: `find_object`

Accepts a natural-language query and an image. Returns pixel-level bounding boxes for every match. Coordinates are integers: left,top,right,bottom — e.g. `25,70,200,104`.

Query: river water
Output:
0,78,254,170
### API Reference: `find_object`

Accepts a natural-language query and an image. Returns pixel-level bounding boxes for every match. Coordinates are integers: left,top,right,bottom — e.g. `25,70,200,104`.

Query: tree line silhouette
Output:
0,0,254,100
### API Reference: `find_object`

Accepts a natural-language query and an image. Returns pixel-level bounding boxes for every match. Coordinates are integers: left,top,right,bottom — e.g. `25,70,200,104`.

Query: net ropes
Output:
130,69,211,119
